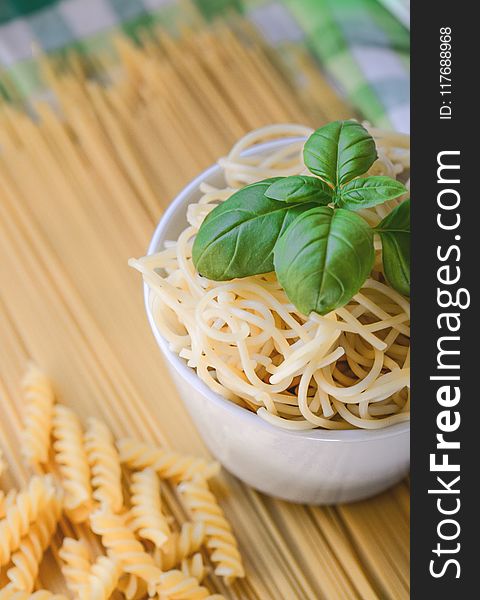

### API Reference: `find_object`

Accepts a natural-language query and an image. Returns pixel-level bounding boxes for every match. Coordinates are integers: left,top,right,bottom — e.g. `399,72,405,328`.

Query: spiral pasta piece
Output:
52,404,92,522
21,365,55,466
181,553,207,583
177,479,244,584
118,438,219,482
158,522,206,570
117,574,148,600
90,509,162,587
0,588,68,600
78,555,122,600
59,537,92,594
0,444,5,477
85,418,123,512
0,491,5,516
156,569,211,600
0,475,55,567
0,489,17,519
6,494,62,592
129,468,170,547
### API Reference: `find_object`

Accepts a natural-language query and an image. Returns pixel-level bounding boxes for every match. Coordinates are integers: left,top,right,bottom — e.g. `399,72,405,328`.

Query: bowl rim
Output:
144,138,410,443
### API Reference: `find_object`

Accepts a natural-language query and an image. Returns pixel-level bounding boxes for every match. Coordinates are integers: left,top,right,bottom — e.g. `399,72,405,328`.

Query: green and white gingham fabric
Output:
0,0,409,132
280,0,409,131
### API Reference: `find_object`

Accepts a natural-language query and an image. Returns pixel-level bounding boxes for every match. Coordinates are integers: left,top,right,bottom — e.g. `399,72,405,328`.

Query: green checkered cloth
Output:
0,0,409,132
281,0,409,130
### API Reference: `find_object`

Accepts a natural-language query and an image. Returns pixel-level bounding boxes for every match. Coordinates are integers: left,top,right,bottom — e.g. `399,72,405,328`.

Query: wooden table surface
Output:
0,24,409,599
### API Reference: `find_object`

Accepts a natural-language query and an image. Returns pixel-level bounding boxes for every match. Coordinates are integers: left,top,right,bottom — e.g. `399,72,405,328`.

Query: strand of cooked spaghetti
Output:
131,124,410,430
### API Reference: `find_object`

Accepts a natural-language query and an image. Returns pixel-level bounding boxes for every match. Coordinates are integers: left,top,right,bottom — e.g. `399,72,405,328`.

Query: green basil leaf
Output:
303,120,377,187
192,179,318,281
375,199,410,296
336,176,407,210
265,175,333,204
274,206,375,315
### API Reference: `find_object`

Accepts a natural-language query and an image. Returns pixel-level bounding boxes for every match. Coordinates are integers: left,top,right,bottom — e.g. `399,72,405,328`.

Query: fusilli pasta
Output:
0,489,17,519
118,438,219,482
6,494,62,592
52,404,92,522
129,468,170,548
90,509,162,588
0,444,5,477
21,365,55,466
78,554,121,600
117,574,148,600
181,553,208,583
0,475,55,567
177,478,244,584
157,522,206,570
0,368,245,598
59,537,92,594
156,569,211,600
0,588,68,600
84,417,123,513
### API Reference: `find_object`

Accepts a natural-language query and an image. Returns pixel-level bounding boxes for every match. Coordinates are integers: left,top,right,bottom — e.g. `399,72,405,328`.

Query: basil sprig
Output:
192,120,410,316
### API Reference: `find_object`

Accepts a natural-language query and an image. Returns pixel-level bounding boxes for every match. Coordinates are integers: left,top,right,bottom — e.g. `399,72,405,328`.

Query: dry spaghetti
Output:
131,124,410,430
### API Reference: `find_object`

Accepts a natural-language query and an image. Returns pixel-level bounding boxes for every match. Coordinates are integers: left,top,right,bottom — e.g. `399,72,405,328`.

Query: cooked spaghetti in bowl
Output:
131,124,410,432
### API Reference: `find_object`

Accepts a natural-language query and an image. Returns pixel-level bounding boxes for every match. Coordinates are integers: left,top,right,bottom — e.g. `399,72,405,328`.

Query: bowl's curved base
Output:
166,363,410,506
213,458,409,505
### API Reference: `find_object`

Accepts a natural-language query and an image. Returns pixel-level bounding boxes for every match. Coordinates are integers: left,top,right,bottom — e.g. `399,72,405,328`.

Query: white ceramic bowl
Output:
144,139,410,505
